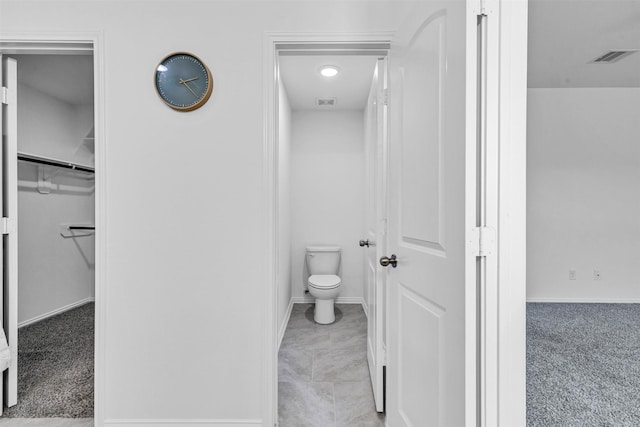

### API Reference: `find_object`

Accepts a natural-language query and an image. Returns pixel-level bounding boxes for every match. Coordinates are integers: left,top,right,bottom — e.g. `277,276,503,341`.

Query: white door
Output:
385,3,476,426
363,58,387,413
0,54,19,410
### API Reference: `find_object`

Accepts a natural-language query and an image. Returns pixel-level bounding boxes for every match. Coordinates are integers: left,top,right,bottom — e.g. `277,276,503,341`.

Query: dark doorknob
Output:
359,239,370,247
380,254,397,268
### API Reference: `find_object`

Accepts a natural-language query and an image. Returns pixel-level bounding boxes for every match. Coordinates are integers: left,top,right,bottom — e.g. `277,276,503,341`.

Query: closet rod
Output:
68,226,95,231
17,152,94,173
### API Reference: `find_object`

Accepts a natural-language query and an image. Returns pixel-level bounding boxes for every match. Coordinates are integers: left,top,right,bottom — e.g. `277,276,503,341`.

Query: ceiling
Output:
278,55,379,111
278,1,640,103
8,1,638,108
12,54,94,105
528,0,640,88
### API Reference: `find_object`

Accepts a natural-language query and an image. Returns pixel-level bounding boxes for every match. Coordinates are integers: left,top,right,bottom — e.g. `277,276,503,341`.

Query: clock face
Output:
155,53,213,111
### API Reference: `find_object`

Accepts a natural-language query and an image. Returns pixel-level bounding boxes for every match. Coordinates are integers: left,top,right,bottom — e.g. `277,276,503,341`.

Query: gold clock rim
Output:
154,51,214,112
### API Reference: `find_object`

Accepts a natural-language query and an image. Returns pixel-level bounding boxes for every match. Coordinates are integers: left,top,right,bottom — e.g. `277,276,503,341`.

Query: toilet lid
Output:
308,274,341,289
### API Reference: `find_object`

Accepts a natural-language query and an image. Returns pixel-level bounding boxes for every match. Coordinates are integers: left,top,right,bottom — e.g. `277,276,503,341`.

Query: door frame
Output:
262,32,394,425
0,33,105,424
476,0,528,425
262,4,528,421
493,1,528,424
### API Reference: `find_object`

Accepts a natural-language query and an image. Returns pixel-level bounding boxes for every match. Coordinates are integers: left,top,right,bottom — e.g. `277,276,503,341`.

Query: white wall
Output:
18,83,93,165
1,2,435,424
277,81,292,339
527,88,640,302
290,110,365,301
17,82,95,325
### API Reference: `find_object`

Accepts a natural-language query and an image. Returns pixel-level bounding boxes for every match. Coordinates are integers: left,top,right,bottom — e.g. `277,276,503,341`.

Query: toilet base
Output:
314,299,335,324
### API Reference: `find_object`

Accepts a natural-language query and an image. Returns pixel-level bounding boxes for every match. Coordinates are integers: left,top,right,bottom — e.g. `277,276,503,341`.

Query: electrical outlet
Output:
594,270,601,280
569,269,576,280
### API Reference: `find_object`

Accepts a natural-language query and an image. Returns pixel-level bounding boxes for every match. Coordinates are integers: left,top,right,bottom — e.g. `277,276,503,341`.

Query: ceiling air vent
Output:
315,98,337,107
591,50,637,63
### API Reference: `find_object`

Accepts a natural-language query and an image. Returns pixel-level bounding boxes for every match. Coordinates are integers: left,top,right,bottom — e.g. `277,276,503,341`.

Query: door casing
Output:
262,32,395,425
0,33,105,425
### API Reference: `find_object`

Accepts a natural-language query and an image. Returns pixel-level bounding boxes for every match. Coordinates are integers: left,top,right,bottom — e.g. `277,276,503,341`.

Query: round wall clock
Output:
155,52,213,111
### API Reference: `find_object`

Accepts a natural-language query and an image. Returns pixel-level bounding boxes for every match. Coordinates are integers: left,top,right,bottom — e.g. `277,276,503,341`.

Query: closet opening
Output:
1,47,96,421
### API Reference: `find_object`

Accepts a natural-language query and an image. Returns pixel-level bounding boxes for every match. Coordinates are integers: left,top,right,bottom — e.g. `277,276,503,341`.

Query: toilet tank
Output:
305,246,341,275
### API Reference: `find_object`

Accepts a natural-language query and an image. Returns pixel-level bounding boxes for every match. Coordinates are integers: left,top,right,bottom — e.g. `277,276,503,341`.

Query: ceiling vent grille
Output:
591,50,637,63
315,98,337,107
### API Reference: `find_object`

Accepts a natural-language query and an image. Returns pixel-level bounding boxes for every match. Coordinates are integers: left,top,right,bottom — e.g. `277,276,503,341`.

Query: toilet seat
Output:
308,274,341,290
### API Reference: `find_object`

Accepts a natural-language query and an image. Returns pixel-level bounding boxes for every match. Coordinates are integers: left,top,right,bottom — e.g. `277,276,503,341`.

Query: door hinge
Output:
2,217,15,235
479,0,494,15
471,226,495,257
1,87,8,105
382,88,389,106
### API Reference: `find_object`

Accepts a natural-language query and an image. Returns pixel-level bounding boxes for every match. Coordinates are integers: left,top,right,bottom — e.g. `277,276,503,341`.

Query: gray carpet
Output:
2,303,94,418
527,303,640,426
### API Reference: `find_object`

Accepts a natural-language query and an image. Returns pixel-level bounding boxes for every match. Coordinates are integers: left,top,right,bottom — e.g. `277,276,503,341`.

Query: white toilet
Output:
305,245,342,324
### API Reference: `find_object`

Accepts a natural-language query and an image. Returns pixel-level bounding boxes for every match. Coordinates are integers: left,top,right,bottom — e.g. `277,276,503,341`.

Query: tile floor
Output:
278,303,385,427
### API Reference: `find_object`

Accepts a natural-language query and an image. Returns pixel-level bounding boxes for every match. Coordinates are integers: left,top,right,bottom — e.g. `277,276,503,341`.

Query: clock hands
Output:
179,77,200,98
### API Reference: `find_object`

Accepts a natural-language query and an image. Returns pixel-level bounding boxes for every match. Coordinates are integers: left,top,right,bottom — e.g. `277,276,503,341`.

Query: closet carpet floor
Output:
528,303,640,426
278,303,384,427
0,418,92,426
2,303,94,419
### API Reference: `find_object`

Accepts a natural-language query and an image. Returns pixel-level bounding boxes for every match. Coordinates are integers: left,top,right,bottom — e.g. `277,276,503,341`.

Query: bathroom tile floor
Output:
278,303,385,427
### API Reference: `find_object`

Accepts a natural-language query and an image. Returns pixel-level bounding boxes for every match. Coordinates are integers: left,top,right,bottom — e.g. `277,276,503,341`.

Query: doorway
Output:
525,1,640,425
270,41,389,425
0,38,102,422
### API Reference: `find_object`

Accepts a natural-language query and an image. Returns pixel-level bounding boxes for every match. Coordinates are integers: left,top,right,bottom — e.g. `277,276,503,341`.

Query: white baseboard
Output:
18,297,95,328
289,296,368,322
527,298,640,304
278,300,294,350
362,299,369,319
104,420,261,426
336,296,366,305
291,296,315,304
291,296,366,305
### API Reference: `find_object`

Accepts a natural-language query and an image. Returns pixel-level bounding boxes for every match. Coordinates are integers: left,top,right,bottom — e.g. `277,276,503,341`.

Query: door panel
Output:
401,15,445,249
364,58,387,412
1,55,18,409
0,53,4,415
387,2,473,426
398,284,444,426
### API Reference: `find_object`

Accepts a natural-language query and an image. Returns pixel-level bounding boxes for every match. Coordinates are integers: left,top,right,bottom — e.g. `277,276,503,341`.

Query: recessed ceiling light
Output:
319,66,340,77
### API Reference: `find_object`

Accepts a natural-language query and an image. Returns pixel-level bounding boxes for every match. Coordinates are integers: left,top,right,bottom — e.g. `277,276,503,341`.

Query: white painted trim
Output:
278,300,294,350
0,32,105,426
93,30,107,427
262,32,278,427
464,2,481,425
336,296,366,305
103,419,261,426
18,297,95,328
361,298,369,319
290,296,366,305
527,298,640,304
494,1,528,426
263,33,394,427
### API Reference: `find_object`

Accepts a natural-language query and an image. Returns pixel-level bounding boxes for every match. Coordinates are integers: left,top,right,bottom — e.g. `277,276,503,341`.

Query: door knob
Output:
359,239,370,247
380,254,397,268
